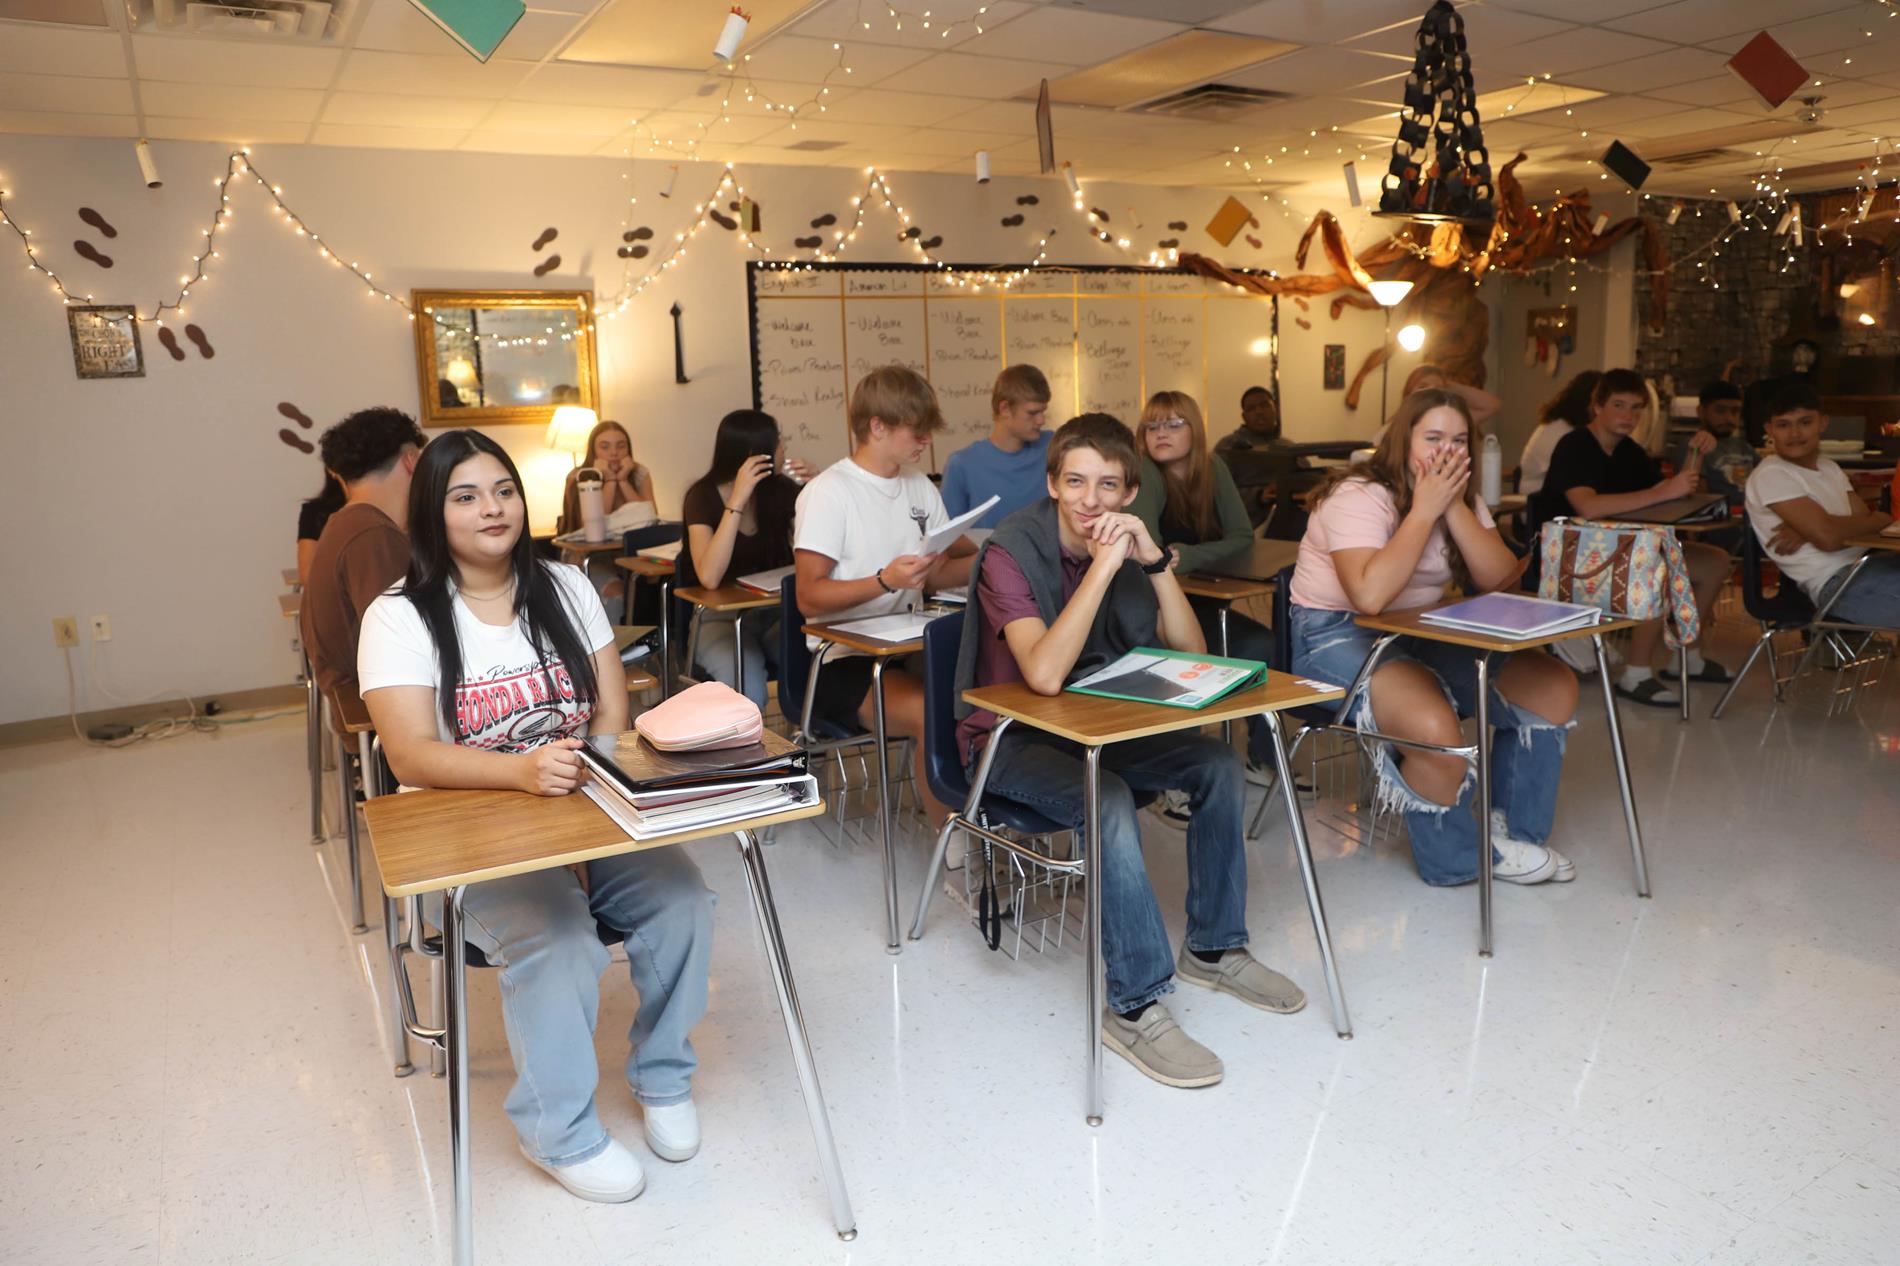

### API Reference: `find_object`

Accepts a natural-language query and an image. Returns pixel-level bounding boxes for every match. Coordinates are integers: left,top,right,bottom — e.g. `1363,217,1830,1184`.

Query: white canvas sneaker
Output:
1491,810,1575,882
521,1136,645,1203
642,1099,700,1162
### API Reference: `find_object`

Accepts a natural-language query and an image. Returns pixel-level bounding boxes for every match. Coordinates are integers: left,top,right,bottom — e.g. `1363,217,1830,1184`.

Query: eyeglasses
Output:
1145,417,1190,433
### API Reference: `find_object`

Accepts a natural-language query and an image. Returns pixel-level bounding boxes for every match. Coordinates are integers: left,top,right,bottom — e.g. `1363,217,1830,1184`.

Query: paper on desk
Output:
918,497,997,556
641,539,684,561
832,612,937,643
1882,520,1900,538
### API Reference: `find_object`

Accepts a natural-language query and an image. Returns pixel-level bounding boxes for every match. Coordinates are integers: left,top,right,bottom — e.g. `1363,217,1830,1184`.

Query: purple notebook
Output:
1418,593,1601,640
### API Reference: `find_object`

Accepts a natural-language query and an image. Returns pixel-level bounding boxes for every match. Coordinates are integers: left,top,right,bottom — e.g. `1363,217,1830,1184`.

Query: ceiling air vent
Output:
139,0,344,40
785,139,849,152
1132,83,1294,122
1654,148,1738,166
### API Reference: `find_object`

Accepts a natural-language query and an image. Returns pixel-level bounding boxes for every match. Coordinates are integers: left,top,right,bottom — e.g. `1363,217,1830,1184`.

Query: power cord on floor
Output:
62,646,300,748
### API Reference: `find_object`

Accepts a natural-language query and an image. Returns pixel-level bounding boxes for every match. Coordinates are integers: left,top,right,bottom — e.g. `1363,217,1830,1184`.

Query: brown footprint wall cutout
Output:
1016,195,1039,206
532,227,558,251
794,236,822,249
810,213,837,228
1001,213,1025,226
709,211,737,231
156,327,185,360
532,255,562,277
73,240,113,268
920,235,943,250
185,324,213,358
278,402,315,428
278,428,314,453
78,208,117,238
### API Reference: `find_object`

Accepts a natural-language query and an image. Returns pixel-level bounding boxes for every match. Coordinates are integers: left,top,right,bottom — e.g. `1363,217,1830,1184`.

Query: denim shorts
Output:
1289,603,1513,724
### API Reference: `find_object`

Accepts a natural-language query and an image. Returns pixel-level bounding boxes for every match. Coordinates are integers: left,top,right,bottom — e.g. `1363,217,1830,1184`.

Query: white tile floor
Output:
4,643,1898,1266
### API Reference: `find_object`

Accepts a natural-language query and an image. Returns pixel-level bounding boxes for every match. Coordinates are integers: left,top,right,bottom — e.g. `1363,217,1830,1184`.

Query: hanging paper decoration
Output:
1375,0,1495,226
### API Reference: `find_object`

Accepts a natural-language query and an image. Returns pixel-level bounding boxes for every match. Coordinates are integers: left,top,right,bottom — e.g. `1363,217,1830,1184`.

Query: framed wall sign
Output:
68,305,144,379
1323,343,1346,389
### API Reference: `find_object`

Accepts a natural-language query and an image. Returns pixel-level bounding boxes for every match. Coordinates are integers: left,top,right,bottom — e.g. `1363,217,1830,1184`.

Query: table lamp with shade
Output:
545,405,598,468
1367,280,1415,422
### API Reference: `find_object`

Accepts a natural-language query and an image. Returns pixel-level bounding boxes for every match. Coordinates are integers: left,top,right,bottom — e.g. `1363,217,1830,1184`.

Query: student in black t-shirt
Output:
680,409,802,708
296,472,346,585
1528,369,1731,708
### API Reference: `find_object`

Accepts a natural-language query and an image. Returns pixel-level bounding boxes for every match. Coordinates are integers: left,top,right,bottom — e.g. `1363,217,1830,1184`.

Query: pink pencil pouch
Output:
635,680,764,751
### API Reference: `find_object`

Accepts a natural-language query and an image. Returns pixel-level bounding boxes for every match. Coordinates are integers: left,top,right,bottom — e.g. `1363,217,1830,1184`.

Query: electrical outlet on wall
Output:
90,615,111,642
52,616,78,648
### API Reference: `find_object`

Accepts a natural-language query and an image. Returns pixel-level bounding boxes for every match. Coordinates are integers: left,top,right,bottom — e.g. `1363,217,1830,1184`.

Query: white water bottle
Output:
577,467,608,542
1480,433,1502,508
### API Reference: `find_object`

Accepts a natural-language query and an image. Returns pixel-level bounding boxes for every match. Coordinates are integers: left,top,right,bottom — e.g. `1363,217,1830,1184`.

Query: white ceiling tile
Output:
139,81,326,123
958,9,1187,66
1206,0,1454,44
1565,47,1733,95
736,34,932,85
1479,0,1671,18
1487,28,1676,77
862,126,994,157
507,63,704,108
525,0,594,12
130,35,341,89
879,51,1075,98
0,107,133,137
318,92,497,129
789,0,1030,52
745,119,928,150
0,71,132,113
354,0,578,60
1555,94,1686,128
458,129,611,156
811,87,988,127
1606,0,1863,42
1440,5,1576,51
1221,45,1410,95
142,115,309,144
628,109,785,145
0,24,123,77
333,50,532,96
482,101,637,133
309,122,473,150
1610,105,1765,140
1640,74,1758,108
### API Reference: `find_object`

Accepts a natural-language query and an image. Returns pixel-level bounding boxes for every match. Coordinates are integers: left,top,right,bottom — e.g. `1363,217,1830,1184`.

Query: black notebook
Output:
580,728,808,795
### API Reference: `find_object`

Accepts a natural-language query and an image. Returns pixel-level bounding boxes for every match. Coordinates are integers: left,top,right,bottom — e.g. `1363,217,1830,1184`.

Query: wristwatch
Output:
1141,555,1171,575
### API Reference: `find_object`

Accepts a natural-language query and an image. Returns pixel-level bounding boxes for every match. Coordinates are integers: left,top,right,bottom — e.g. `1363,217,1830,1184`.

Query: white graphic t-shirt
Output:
357,562,615,752
793,457,950,651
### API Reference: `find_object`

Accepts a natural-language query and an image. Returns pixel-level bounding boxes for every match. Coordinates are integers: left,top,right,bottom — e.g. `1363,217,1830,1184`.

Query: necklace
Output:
459,579,516,601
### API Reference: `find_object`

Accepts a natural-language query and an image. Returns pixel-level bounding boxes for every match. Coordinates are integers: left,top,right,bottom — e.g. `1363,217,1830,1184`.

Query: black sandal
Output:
1613,677,1680,708
1660,661,1733,684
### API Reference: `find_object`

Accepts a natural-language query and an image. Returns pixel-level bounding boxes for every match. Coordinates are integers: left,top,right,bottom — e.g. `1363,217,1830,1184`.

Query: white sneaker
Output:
642,1099,700,1162
521,1137,645,1202
1491,810,1575,883
1155,789,1192,825
1492,835,1558,885
1549,636,1598,675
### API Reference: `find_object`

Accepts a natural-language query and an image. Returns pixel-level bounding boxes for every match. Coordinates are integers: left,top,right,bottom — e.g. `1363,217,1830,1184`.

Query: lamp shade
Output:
1397,323,1427,352
1367,280,1415,308
545,405,598,456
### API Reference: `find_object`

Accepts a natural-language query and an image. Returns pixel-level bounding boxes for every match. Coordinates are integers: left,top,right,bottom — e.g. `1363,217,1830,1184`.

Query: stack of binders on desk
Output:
578,729,817,840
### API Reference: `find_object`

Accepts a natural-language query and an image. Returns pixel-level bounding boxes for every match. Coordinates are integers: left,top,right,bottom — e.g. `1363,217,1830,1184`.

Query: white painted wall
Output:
1,135,1433,725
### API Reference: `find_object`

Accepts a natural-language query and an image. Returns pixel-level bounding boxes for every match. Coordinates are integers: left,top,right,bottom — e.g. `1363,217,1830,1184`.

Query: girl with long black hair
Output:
680,409,800,707
357,429,714,1205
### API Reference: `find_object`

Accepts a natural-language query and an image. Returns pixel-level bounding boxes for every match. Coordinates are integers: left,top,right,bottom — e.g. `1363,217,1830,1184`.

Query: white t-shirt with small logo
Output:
1744,454,1859,599
357,562,614,752
793,457,949,650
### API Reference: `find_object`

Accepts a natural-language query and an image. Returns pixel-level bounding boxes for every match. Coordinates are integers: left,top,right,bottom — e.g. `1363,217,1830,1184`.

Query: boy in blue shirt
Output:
940,365,1052,528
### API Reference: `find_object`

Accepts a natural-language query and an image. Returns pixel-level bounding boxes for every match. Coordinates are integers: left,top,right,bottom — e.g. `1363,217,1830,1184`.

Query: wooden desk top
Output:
1355,604,1641,653
559,539,625,554
616,556,676,578
282,567,301,588
676,584,779,612
1612,494,1728,526
803,620,927,657
1183,539,1300,585
624,667,659,692
1846,532,1900,553
330,691,372,734
1494,493,1527,513
964,674,1343,747
1176,574,1275,602
367,791,825,897
278,593,300,619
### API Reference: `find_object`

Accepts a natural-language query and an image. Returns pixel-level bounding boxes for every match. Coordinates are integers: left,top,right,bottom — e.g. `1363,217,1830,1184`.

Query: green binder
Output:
1065,647,1267,710
406,0,525,62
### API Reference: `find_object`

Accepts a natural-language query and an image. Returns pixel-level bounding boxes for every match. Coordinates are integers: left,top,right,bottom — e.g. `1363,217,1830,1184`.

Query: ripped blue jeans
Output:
1289,604,1571,886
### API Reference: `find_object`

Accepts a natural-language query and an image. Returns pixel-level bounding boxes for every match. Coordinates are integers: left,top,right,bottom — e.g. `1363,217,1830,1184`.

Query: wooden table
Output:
1845,532,1900,552
1183,538,1302,585
617,556,679,696
282,566,301,589
802,618,928,953
278,591,300,619
365,790,855,1265
676,584,779,699
1174,572,1277,745
1612,494,1729,526
328,690,375,934
1350,606,1650,957
957,674,1352,1125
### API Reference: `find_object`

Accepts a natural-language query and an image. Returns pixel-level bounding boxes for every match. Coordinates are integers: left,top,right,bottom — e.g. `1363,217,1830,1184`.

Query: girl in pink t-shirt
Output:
1288,390,1581,888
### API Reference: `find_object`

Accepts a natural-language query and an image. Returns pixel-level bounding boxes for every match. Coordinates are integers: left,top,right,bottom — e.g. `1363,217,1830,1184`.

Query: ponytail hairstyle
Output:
1137,390,1220,541
1310,388,1482,590
401,429,599,739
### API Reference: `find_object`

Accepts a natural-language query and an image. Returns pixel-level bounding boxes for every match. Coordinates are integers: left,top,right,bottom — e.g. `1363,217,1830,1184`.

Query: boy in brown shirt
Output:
301,407,424,710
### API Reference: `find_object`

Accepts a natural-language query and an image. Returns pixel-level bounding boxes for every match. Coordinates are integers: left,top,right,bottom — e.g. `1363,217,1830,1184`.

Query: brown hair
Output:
1137,390,1219,542
1311,388,1482,589
848,365,943,444
585,418,632,466
1046,412,1141,487
1590,367,1648,410
991,364,1052,416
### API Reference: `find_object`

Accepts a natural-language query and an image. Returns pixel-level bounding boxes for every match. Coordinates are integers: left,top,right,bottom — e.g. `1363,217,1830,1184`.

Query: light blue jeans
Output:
975,730,1249,1014
455,848,716,1166
694,612,781,711
1817,554,1900,629
1289,604,1570,887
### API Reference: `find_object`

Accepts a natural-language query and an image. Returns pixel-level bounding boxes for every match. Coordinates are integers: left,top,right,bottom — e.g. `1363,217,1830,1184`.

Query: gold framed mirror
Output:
411,289,600,428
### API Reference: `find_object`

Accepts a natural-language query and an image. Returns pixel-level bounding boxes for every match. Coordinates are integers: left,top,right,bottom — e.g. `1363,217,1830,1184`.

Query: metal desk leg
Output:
1217,604,1234,746
336,726,367,934
733,611,747,702
305,652,323,846
1084,745,1105,1127
1475,652,1493,958
658,579,674,701
443,886,473,1266
1592,634,1651,898
871,657,900,954
734,830,858,1241
1678,642,1690,723
1264,711,1352,1038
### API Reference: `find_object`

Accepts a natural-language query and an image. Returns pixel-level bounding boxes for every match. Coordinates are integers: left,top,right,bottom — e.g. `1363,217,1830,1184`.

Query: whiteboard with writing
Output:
748,263,1277,471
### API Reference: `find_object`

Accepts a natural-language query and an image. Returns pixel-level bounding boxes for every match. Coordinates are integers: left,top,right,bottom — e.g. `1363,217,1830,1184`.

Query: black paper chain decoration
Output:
1376,0,1496,226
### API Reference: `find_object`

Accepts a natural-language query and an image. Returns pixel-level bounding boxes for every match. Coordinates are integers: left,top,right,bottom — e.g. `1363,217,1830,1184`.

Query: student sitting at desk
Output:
681,408,800,708
1528,368,1731,707
359,429,714,1206
795,366,976,822
955,413,1305,1090
1746,379,1899,627
556,418,655,535
1290,389,1579,888
939,364,1052,529
1518,370,1600,497
295,470,345,585
1127,390,1276,782
301,407,423,712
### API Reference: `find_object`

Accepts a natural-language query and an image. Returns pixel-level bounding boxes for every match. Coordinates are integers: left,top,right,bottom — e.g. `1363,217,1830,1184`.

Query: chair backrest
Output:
1737,511,1815,625
775,571,814,728
921,610,970,810
622,521,682,556
1270,564,1296,672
